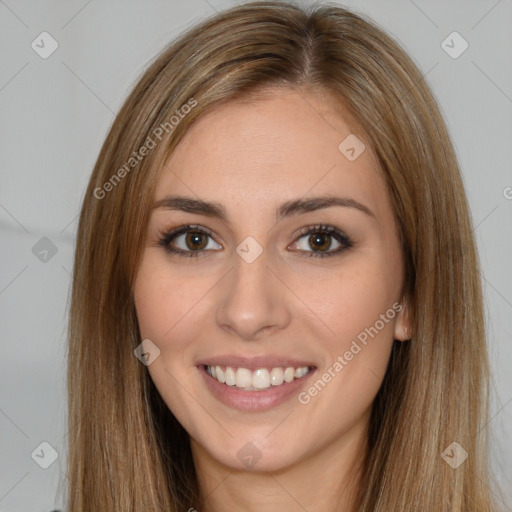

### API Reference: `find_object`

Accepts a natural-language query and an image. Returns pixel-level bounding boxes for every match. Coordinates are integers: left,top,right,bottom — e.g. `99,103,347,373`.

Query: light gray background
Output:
1,0,511,510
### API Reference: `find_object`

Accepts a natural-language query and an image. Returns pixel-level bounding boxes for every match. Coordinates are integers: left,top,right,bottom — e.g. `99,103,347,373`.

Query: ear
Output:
393,301,411,342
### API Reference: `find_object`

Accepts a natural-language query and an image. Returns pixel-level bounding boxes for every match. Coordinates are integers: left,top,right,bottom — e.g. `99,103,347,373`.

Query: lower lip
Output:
198,365,316,412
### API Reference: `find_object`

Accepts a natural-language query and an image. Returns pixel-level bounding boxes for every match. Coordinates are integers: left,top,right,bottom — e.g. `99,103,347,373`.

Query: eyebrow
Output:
151,194,376,222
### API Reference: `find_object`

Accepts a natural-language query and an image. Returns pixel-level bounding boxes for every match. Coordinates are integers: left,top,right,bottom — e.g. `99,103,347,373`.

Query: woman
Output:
66,1,499,510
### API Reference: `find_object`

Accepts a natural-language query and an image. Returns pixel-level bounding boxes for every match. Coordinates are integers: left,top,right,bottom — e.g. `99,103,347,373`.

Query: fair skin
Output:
133,87,410,512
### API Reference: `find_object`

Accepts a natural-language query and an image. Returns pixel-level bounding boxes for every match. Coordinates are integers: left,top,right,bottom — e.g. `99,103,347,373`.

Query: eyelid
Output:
290,224,353,257
156,223,353,258
155,224,220,258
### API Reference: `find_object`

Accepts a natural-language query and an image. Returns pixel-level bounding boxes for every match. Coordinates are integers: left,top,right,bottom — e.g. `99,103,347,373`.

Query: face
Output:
133,87,410,473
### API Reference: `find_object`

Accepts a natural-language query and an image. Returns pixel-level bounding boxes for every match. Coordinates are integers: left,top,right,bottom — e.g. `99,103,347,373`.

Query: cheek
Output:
290,268,398,441
293,255,400,403
333,270,396,341
296,255,400,345
133,256,209,421
133,253,207,344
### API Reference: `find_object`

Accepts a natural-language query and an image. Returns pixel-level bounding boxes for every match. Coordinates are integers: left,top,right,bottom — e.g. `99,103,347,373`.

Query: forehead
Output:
155,88,391,226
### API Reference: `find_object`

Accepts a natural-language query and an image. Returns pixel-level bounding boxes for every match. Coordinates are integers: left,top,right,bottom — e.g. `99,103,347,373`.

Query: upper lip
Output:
196,355,317,370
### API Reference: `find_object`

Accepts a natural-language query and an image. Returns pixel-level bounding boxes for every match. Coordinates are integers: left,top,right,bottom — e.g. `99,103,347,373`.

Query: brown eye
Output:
308,233,332,252
157,224,222,258
184,232,209,251
290,224,354,258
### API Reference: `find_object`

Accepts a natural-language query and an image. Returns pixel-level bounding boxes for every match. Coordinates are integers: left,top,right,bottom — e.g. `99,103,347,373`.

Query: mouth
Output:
203,364,314,391
197,359,317,411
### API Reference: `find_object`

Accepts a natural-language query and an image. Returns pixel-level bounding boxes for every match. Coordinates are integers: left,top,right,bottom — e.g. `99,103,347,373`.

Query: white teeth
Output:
225,366,236,386
235,368,252,388
295,367,309,378
270,368,284,386
216,366,225,383
206,365,312,390
252,369,270,389
284,367,295,382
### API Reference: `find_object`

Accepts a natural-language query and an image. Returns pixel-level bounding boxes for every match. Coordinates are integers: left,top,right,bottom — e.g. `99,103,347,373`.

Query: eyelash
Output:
156,223,354,259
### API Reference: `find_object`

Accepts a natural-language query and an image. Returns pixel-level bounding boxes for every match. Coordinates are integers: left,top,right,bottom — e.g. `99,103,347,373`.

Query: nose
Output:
215,245,291,341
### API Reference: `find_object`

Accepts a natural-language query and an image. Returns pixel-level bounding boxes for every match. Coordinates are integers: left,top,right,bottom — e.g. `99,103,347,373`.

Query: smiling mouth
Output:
203,364,315,391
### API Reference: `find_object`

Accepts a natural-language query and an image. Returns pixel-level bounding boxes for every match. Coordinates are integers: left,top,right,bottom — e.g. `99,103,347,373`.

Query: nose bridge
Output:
215,238,290,340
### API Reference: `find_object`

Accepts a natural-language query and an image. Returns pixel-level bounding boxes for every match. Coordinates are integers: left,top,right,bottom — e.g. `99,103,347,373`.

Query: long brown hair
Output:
65,1,498,510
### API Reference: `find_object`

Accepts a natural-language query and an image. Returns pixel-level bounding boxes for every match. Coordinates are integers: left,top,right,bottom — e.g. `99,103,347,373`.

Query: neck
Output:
191,414,368,512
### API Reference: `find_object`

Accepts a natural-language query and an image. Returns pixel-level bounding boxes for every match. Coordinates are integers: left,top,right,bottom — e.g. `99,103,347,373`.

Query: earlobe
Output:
394,302,411,342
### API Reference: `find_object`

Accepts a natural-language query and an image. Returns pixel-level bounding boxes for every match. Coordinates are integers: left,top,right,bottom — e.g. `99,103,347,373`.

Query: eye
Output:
157,224,222,258
289,224,353,258
157,223,353,259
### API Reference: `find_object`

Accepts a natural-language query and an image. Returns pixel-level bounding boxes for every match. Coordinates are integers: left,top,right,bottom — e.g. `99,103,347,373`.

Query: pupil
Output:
186,232,207,250
184,232,332,252
310,233,330,251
